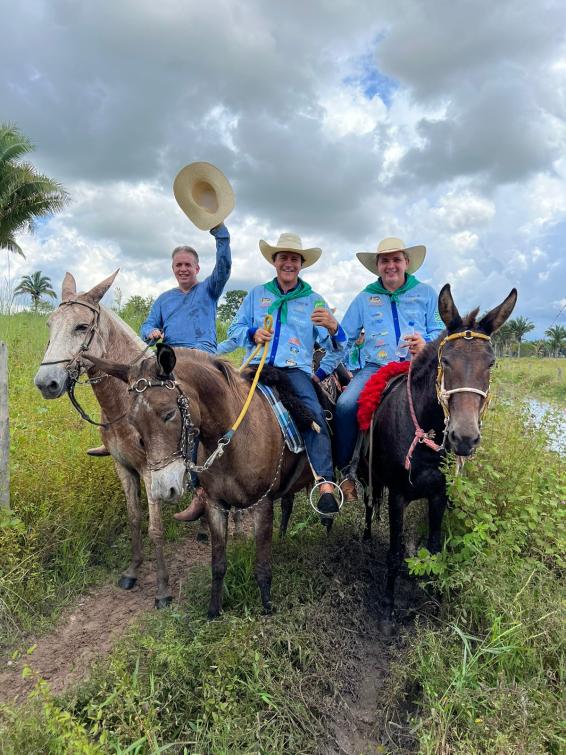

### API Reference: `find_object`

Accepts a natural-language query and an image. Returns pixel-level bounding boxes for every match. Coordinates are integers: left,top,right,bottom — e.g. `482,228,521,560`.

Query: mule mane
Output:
409,308,485,392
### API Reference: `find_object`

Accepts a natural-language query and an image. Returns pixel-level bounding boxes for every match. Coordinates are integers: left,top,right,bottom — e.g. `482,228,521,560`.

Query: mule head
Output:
34,270,120,399
436,284,517,456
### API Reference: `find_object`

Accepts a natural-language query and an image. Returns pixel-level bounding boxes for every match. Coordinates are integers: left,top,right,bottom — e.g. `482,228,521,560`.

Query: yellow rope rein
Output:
230,314,273,433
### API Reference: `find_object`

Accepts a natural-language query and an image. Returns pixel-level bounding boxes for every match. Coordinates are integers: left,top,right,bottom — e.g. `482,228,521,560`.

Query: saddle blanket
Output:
257,383,305,454
357,361,410,431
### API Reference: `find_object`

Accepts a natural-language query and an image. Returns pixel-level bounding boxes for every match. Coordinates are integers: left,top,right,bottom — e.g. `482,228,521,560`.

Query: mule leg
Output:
143,478,172,608
254,500,275,614
279,493,294,538
196,514,209,543
363,497,373,541
233,508,245,538
427,492,448,554
114,462,143,590
207,503,229,619
384,490,406,622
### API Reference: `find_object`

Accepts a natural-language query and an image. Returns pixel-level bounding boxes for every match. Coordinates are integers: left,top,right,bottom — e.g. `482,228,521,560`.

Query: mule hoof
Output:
196,532,209,543
362,530,372,542
155,596,173,609
118,576,137,590
262,603,275,616
207,608,221,620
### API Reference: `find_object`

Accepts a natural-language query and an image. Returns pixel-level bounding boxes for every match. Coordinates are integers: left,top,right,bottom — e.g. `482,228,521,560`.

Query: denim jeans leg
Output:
284,368,334,481
335,363,379,470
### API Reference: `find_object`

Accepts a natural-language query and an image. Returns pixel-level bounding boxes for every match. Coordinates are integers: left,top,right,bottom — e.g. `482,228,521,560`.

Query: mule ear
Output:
438,283,463,331
61,272,77,301
478,288,518,335
83,269,120,306
82,352,130,383
156,343,176,376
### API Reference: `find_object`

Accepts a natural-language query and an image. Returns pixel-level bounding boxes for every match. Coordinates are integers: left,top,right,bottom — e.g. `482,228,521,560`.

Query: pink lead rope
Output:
404,359,443,471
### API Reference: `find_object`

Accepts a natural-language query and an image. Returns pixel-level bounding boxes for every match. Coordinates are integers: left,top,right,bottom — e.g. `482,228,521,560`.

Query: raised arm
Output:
207,223,232,300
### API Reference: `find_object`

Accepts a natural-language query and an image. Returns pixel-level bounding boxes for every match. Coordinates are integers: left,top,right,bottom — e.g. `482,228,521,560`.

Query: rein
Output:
404,329,492,472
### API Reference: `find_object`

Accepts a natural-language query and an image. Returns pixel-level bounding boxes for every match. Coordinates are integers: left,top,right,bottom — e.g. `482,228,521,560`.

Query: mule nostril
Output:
48,380,59,391
169,487,176,500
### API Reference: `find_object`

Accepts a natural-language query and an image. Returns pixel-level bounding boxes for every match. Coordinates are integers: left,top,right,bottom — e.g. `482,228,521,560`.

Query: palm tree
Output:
492,322,514,357
508,316,535,357
0,123,69,258
545,325,566,357
14,271,56,311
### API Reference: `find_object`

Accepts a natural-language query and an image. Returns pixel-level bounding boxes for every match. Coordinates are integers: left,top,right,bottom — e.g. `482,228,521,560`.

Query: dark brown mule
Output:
86,346,313,618
362,284,517,623
34,272,184,607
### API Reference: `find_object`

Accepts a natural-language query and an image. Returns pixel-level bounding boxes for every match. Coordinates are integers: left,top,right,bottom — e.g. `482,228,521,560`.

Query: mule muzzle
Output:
34,366,70,399
150,461,186,503
446,428,481,457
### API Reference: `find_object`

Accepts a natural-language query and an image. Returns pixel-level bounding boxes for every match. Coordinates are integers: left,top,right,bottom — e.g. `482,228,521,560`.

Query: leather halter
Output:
404,329,493,472
40,299,101,372
435,329,492,420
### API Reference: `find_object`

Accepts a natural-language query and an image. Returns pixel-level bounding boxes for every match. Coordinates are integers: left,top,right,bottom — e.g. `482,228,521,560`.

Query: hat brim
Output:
356,245,426,275
259,240,321,268
173,162,235,231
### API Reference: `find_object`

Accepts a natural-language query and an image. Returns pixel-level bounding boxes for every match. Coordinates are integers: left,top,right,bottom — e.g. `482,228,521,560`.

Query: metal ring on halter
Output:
308,479,344,517
323,409,333,422
132,378,149,392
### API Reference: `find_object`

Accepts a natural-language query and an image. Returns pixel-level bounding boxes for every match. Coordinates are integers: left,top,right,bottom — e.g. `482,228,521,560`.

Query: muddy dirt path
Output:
0,524,212,703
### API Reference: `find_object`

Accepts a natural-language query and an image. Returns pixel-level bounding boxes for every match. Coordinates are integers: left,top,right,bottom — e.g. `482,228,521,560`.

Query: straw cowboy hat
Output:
259,233,321,268
357,237,426,275
173,162,235,231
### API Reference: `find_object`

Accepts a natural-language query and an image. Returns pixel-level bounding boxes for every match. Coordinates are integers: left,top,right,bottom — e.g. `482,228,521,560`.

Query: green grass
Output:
495,357,566,403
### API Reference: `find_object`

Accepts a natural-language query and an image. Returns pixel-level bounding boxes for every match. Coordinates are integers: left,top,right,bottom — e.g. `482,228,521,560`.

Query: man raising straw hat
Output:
335,236,444,502
218,232,347,517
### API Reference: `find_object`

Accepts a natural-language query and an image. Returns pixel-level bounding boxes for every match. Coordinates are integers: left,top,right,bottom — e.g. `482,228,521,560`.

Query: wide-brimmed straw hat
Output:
173,162,235,231
357,236,426,275
259,233,321,268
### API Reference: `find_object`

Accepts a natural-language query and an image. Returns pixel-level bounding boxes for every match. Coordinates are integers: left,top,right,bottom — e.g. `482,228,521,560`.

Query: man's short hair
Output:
377,250,410,264
272,250,305,264
172,245,199,263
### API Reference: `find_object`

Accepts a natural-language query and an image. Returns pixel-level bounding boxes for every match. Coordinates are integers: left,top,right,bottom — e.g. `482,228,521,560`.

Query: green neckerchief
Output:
364,273,420,304
264,278,313,324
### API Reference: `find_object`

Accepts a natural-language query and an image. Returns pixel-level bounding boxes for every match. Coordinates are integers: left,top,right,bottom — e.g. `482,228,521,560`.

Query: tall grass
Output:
496,357,566,403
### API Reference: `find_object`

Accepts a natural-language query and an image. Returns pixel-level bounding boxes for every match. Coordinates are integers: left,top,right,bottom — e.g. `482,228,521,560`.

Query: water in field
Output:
526,398,566,454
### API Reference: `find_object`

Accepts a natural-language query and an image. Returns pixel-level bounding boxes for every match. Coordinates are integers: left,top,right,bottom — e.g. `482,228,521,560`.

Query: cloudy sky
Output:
2,0,566,336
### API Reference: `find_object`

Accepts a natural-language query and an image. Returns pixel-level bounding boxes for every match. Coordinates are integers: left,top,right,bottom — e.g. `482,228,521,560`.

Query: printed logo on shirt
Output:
314,300,326,309
286,359,297,367
379,330,389,337
369,295,383,306
375,339,385,347
260,297,272,306
372,311,384,321
377,349,388,361
434,310,443,323
288,337,301,346
289,345,300,354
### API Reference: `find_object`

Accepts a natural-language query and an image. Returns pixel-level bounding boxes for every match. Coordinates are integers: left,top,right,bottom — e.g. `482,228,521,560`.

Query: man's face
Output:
273,251,303,289
376,250,409,291
173,251,200,291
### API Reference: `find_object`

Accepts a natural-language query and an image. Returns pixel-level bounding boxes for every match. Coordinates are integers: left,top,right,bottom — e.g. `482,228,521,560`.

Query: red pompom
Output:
356,361,410,431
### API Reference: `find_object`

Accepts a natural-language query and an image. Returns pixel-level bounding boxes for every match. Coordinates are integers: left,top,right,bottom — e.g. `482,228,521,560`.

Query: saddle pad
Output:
257,383,305,454
357,361,410,431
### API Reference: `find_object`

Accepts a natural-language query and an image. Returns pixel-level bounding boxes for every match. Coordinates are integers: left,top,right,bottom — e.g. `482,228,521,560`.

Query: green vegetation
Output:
0,123,69,258
495,357,566,403
14,271,57,312
0,313,564,752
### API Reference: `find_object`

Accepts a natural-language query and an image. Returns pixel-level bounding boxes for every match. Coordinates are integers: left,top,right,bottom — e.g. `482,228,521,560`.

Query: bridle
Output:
40,299,150,428
405,329,493,471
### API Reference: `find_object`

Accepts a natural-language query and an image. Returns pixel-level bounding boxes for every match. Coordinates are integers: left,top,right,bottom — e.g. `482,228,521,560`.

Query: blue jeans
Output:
335,363,379,471
284,368,334,481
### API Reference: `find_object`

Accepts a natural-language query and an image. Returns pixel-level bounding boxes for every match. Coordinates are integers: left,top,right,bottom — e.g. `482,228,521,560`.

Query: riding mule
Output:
84,346,314,618
34,271,185,607
361,284,517,620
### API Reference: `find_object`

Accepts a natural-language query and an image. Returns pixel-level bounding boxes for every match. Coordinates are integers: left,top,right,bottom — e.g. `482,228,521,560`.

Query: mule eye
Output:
139,437,145,448
162,409,176,423
75,323,89,333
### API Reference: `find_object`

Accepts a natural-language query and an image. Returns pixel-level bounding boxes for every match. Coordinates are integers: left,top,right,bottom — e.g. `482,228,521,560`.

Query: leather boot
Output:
87,445,110,457
340,478,359,503
174,487,207,522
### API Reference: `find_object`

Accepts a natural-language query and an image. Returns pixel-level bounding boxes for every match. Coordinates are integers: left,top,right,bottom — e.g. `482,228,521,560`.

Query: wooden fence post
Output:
0,341,9,509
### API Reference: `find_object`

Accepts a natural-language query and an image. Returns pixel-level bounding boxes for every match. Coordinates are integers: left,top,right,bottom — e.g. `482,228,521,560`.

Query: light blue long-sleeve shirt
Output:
341,279,443,366
140,224,231,353
219,280,346,377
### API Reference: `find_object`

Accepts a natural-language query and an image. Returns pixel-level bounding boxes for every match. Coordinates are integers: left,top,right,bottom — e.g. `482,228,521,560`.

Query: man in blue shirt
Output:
336,237,443,502
140,223,231,351
221,232,347,517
